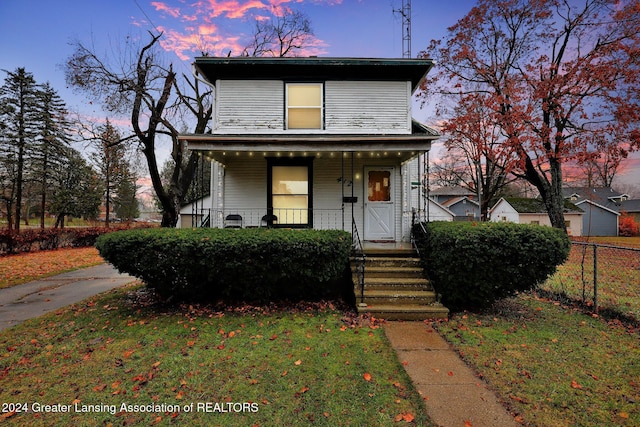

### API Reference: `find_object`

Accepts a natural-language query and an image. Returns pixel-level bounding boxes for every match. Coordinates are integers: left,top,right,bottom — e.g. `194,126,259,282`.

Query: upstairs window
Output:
286,83,323,130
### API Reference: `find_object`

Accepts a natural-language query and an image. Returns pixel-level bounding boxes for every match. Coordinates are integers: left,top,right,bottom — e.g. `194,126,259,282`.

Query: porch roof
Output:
180,127,436,164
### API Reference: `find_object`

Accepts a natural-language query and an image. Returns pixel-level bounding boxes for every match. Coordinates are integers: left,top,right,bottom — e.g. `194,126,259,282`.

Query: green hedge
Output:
413,221,570,310
96,228,352,302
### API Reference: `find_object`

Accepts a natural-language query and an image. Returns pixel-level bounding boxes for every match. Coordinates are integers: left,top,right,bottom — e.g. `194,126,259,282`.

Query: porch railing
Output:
190,208,344,230
351,217,366,305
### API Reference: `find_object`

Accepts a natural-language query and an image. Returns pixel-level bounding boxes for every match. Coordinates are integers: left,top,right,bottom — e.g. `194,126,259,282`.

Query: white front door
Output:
364,167,395,241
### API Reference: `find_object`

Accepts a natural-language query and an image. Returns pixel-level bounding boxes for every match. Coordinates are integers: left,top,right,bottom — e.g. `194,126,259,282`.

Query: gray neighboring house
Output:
429,186,480,221
563,187,627,236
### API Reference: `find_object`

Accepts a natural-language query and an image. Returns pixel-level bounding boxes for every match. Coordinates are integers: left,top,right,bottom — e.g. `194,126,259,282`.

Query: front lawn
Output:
0,247,104,289
436,294,640,426
0,285,432,426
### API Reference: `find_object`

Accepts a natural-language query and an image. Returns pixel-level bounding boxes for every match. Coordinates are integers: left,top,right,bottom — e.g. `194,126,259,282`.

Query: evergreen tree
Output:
50,147,102,228
33,82,71,228
114,167,139,221
89,120,132,227
0,68,40,230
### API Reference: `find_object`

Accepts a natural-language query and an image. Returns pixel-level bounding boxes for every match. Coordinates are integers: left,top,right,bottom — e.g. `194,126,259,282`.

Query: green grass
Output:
436,294,640,427
0,285,432,426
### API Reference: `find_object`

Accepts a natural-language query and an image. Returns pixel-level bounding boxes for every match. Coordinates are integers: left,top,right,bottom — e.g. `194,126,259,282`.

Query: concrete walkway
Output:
0,264,134,331
385,321,519,427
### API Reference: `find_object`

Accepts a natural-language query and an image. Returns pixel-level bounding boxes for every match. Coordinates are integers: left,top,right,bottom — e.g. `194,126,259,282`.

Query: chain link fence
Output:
542,241,640,323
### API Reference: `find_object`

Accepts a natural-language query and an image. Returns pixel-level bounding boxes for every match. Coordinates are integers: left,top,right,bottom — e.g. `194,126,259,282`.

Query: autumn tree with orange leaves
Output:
420,0,640,232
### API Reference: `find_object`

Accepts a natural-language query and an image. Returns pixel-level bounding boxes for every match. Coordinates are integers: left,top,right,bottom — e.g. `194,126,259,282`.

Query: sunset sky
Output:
0,0,462,116
0,0,637,189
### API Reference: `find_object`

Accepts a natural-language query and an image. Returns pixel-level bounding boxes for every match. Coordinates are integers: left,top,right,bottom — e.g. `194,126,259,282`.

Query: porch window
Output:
268,159,313,227
286,83,323,130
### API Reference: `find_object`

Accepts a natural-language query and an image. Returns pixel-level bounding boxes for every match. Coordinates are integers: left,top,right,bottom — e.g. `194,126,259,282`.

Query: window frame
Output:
267,157,314,228
285,82,324,131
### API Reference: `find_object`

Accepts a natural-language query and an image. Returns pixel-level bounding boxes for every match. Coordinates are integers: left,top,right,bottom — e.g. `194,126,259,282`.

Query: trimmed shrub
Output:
95,228,352,302
413,221,570,310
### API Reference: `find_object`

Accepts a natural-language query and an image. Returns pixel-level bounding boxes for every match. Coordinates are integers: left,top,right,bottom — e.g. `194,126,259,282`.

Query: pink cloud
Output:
151,1,181,18
148,0,335,59
158,26,244,59
200,0,269,19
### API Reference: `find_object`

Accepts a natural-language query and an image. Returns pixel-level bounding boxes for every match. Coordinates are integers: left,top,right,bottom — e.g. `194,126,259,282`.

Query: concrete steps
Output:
351,248,448,320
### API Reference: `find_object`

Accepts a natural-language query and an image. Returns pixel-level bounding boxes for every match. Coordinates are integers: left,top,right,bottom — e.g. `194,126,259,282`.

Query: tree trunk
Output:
14,143,24,231
521,151,567,233
54,213,65,228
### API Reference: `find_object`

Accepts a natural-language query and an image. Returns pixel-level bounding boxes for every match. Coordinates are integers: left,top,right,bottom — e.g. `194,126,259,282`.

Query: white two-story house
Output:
178,56,439,243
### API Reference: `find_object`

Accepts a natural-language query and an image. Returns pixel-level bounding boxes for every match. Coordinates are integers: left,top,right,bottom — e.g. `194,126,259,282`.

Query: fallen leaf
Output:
465,421,473,427
363,373,372,381
571,380,583,390
402,413,414,422
294,359,302,366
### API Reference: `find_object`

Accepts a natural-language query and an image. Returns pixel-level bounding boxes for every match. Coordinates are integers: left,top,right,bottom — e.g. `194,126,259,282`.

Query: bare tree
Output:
243,9,313,57
65,32,212,227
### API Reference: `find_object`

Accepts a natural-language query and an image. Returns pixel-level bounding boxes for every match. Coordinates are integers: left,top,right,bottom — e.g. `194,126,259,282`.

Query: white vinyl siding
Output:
214,80,283,133
213,80,412,134
325,81,411,134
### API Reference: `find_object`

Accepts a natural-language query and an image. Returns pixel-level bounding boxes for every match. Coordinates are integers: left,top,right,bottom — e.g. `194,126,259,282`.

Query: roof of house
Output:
429,186,476,197
500,197,583,214
192,56,435,92
621,199,640,213
563,187,628,212
441,196,479,208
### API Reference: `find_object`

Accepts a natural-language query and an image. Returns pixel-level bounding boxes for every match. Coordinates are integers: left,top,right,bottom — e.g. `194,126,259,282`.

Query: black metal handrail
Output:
410,208,427,258
351,217,366,305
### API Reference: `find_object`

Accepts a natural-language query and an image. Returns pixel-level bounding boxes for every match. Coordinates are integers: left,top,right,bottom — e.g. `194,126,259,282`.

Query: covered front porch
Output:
179,130,436,243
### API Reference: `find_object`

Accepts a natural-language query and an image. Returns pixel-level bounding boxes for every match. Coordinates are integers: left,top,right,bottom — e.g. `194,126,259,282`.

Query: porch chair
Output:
260,214,278,228
224,214,243,228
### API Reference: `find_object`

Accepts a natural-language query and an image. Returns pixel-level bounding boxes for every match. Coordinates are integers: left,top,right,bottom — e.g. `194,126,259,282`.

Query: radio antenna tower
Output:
394,0,412,58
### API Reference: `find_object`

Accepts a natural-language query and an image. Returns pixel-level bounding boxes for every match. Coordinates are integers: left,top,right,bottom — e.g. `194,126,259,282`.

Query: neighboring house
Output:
621,199,640,223
429,186,480,221
423,198,455,222
563,187,626,236
489,197,584,236
177,57,439,242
